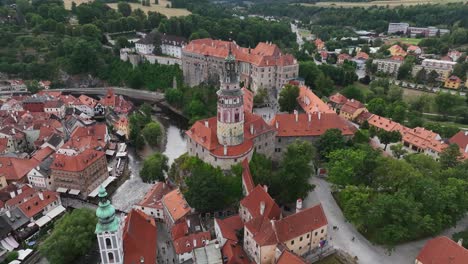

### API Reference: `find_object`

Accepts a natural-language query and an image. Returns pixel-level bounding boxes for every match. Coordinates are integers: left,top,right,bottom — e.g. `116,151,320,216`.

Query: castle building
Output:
185,46,276,170
182,38,299,94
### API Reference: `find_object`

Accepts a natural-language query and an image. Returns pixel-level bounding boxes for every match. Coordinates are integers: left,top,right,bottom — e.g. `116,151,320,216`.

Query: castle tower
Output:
217,43,245,146
96,186,123,264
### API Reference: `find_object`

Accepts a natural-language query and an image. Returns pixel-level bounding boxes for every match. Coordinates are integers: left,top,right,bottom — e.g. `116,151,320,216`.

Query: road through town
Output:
303,176,468,264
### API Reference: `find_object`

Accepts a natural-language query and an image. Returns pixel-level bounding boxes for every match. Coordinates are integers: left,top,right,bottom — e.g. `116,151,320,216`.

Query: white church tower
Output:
95,186,124,264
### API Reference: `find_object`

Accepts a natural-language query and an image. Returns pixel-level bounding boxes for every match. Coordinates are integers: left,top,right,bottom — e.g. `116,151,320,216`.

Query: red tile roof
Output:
0,157,39,181
245,216,278,246
271,112,356,137
367,114,401,132
44,100,64,109
215,215,243,242
340,99,366,115
32,146,55,162
173,231,211,254
240,185,281,220
407,45,420,51
183,39,297,67
338,53,352,62
329,93,348,105
5,185,36,208
222,240,252,264
355,52,369,60
50,149,105,172
171,221,189,240
450,131,468,151
18,191,59,218
447,75,461,83
297,86,335,114
274,204,327,243
162,189,191,223
70,123,107,140
123,209,157,264
60,136,105,153
241,159,254,195
0,138,8,153
78,95,97,108
138,182,173,210
276,250,307,264
416,236,468,264
242,88,254,113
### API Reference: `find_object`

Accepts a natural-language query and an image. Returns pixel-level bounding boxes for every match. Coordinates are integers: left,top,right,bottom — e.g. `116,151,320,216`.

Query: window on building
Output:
315,232,318,236
321,229,324,233
300,237,303,242
307,234,310,238
291,240,294,245
108,252,114,263
106,238,112,248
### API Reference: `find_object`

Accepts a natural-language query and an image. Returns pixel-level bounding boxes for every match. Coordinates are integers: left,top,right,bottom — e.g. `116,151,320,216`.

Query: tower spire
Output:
95,185,119,234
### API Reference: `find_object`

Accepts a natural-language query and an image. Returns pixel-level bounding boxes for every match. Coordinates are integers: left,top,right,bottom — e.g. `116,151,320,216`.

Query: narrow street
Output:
303,176,468,264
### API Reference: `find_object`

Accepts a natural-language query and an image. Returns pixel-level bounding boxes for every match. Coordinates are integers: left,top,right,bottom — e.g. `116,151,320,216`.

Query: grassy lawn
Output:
300,0,467,8
299,29,312,38
315,254,346,264
107,2,191,17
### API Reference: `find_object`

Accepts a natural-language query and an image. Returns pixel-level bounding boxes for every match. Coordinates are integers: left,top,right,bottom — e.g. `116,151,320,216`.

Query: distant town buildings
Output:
412,59,457,82
387,22,450,37
373,57,404,76
182,38,299,95
444,75,462,89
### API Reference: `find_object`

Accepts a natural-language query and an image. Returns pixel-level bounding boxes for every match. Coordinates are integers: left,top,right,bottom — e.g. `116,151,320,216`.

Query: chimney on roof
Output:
318,112,321,120
250,124,254,135
351,98,354,102
10,191,16,198
187,219,191,228
140,257,145,264
193,239,197,248
263,185,268,193
465,144,468,153
294,110,298,122
260,201,265,216
38,192,44,201
296,198,303,213
458,239,464,247
6,210,11,218
17,189,22,195
308,113,311,122
224,144,227,156
275,121,279,129
205,121,209,128
465,131,468,136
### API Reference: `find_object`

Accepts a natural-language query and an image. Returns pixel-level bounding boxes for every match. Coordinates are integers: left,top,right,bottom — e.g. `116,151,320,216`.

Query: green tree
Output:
278,84,299,112
316,128,346,160
440,144,463,169
453,230,468,249
397,62,412,80
118,2,132,17
377,130,401,151
27,80,41,93
40,209,97,264
341,85,365,103
415,68,427,84
427,70,439,85
142,121,162,146
367,98,387,116
151,31,163,55
140,153,169,182
390,143,407,159
328,148,372,186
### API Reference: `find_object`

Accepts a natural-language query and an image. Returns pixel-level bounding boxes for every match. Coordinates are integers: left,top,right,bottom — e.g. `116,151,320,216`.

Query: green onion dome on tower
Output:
95,185,119,234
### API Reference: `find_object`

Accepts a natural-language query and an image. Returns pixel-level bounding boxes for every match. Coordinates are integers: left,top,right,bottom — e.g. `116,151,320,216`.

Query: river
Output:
111,112,187,212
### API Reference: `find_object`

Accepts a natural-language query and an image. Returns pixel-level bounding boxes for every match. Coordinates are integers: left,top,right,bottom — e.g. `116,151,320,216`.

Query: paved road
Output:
303,176,468,264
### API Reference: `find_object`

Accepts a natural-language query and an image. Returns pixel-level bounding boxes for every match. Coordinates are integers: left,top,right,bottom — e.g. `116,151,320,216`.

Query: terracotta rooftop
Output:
162,189,191,223
32,146,55,162
123,209,157,264
240,185,281,220
183,39,297,67
50,149,105,172
450,131,468,152
276,250,307,264
173,231,211,255
340,99,366,115
0,157,39,181
100,89,133,113
367,114,401,132
416,236,468,264
70,123,107,140
138,182,173,210
44,100,64,109
355,51,369,60
271,112,356,137
59,136,105,153
78,95,97,107
5,185,36,208
241,158,254,195
447,75,461,82
297,86,335,114
0,138,8,153
338,53,352,61
329,93,348,105
215,215,244,242
18,191,59,218
274,204,327,243
245,216,278,246
171,221,189,240
221,240,252,264
242,88,254,113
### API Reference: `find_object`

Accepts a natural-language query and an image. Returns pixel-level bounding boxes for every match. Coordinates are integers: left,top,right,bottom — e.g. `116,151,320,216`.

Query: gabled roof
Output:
138,182,173,210
18,191,59,218
78,95,97,107
50,149,105,172
447,75,461,82
340,99,366,115
123,209,157,264
240,185,281,220
221,240,252,264
162,189,191,223
271,113,356,137
329,93,348,105
274,204,327,243
71,123,107,140
4,185,36,208
416,236,468,264
173,231,211,255
450,131,468,150
171,221,189,240
0,157,39,181
241,159,254,195
276,250,307,264
32,146,55,162
297,86,335,114
244,216,277,246
215,215,243,242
